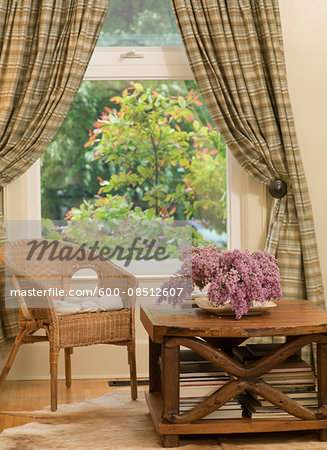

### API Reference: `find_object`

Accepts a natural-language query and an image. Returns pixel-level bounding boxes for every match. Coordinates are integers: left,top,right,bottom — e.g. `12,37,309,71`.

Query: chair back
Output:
0,239,138,319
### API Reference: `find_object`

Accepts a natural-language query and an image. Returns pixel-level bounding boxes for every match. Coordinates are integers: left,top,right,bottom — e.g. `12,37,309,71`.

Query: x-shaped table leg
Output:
162,335,327,424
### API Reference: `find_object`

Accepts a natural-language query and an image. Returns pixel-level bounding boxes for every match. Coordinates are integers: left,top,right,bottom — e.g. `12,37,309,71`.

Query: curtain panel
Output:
0,0,109,343
0,0,109,186
170,0,324,306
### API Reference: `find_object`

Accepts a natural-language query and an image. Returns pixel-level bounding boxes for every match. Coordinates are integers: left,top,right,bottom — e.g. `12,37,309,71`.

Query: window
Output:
4,0,268,253
41,80,227,247
98,0,182,47
39,0,228,248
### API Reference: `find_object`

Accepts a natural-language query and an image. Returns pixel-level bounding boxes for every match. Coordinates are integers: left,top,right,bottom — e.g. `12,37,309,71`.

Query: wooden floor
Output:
0,379,112,432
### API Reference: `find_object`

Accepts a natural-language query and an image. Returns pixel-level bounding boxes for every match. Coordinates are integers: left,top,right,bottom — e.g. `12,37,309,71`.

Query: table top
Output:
140,299,327,342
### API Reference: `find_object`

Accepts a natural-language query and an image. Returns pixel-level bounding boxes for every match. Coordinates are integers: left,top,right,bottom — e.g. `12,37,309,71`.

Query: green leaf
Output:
193,120,200,131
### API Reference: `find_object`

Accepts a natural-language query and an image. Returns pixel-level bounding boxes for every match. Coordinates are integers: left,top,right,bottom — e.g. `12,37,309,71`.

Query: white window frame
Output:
4,45,269,252
84,46,191,80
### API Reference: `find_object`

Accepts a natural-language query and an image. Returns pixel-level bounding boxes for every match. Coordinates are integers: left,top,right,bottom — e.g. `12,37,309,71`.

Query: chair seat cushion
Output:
53,295,124,316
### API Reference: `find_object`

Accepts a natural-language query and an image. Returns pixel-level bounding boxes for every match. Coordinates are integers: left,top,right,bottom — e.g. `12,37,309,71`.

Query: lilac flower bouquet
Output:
159,246,282,319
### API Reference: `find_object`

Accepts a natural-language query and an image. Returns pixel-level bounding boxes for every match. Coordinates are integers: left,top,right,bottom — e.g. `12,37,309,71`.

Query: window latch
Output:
120,50,144,59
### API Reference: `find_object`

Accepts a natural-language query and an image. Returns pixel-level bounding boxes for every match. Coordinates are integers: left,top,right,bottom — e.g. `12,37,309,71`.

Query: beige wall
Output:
279,0,327,304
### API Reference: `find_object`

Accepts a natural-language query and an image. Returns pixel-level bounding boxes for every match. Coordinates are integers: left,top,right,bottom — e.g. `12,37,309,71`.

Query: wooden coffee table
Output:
140,299,327,447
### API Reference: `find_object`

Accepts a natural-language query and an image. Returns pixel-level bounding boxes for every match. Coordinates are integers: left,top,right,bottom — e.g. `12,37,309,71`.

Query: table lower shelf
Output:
146,392,327,436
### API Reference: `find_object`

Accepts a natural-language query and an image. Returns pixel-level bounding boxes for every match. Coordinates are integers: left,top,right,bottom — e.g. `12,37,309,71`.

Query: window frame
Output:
84,46,192,80
4,45,269,252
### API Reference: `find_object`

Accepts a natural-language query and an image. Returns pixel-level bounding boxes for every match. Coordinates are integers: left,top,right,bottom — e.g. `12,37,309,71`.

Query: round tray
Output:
195,297,277,316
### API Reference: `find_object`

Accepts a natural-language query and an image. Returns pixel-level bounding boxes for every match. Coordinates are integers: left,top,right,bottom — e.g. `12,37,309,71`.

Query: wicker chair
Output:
0,238,138,410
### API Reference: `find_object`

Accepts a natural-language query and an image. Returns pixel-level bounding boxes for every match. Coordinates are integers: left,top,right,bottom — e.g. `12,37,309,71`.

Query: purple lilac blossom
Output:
191,245,221,289
158,246,282,317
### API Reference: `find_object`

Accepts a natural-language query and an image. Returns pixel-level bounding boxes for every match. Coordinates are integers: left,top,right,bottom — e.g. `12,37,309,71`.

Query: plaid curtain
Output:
0,206,13,343
0,0,109,343
171,0,324,306
0,0,109,185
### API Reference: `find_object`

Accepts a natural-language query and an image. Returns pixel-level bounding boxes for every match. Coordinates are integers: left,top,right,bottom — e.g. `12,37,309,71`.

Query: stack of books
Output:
233,344,317,419
179,349,243,419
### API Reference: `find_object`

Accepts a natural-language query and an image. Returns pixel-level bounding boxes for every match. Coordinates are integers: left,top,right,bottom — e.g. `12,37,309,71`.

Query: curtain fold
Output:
0,208,12,343
171,0,324,306
0,0,109,186
0,0,109,343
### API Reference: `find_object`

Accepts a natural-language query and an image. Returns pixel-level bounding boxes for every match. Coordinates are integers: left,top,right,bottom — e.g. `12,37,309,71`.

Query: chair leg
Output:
0,332,26,390
64,347,73,388
50,350,59,411
127,343,137,400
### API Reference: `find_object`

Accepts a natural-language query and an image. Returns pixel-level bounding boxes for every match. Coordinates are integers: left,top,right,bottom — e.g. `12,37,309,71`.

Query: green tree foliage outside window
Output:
64,83,226,235
41,81,227,246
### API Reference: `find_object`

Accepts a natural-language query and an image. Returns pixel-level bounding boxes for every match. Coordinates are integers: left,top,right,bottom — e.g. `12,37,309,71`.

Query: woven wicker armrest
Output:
13,271,59,323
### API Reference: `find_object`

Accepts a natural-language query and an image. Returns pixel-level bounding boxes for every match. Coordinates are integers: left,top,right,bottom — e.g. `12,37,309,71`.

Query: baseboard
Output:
108,379,149,386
